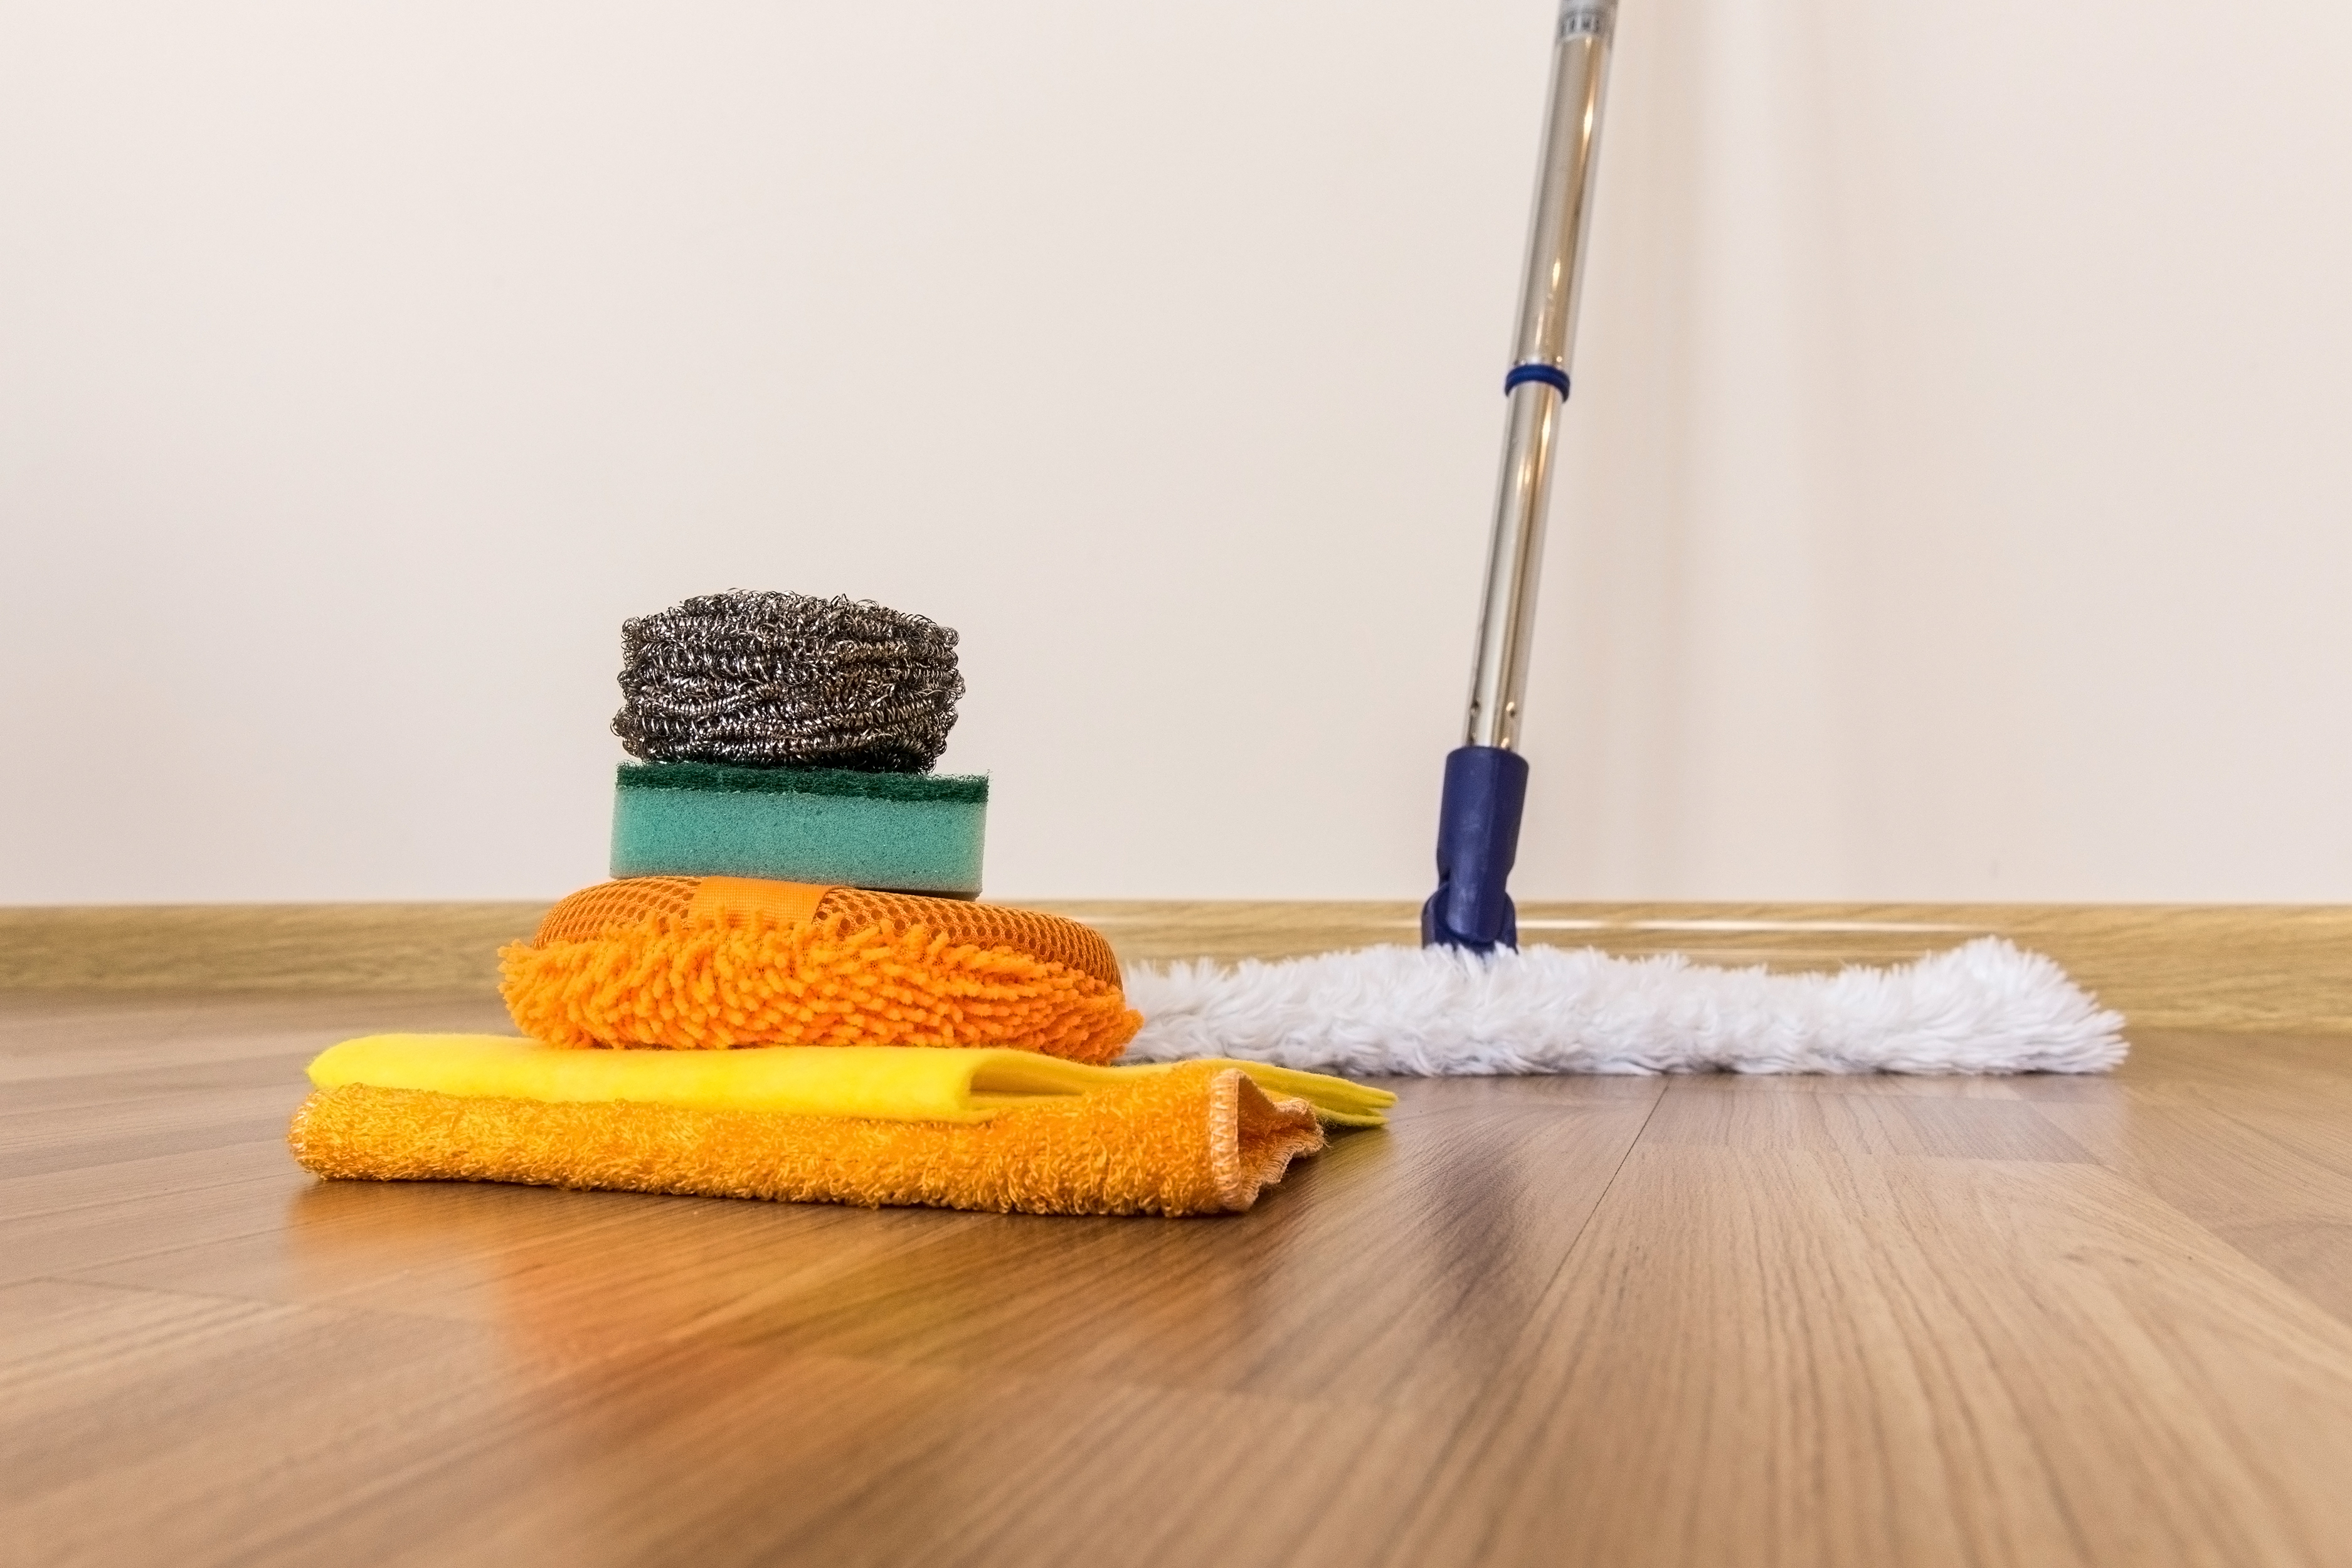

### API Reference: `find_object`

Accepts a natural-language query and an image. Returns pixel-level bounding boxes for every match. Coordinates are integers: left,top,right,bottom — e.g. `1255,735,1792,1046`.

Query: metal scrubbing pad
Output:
613,590,964,773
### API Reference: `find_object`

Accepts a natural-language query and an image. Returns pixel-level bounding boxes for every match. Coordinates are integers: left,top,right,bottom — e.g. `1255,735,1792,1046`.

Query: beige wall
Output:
6,0,2350,906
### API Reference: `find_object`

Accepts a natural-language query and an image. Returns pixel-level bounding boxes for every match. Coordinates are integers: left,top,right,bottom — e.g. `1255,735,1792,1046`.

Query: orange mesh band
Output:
534,877,698,945
813,886,1120,987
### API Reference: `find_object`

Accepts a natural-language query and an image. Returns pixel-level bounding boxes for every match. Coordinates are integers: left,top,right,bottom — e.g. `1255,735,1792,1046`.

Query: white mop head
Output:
1123,937,2125,1076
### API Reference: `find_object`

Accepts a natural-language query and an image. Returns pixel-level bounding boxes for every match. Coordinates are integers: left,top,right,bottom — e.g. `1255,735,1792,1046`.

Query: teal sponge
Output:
610,763,987,896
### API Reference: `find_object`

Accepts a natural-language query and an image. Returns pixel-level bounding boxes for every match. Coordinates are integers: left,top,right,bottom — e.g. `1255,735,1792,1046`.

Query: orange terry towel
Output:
501,876,1140,1062
290,1061,1333,1216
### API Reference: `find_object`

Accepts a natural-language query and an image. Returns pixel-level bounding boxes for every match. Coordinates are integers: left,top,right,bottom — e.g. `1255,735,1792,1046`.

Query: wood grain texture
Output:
1386,1136,2352,1568
5,992,2352,1566
10,899,2352,1030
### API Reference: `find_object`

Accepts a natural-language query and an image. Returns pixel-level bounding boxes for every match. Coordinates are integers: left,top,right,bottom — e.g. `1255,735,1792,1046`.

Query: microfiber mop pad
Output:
501,875,1140,1061
611,761,986,894
1121,938,2126,1076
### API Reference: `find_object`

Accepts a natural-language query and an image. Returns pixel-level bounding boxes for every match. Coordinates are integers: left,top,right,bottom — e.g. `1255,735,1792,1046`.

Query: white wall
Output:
5,0,2351,906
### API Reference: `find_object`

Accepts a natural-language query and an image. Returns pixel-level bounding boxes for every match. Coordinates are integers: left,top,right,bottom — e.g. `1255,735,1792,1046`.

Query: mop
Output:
1128,0,2125,1077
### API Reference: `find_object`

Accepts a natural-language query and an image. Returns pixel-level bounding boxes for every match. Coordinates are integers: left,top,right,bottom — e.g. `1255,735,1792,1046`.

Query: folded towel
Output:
289,1061,1350,1216
306,1034,1396,1127
501,876,1139,1062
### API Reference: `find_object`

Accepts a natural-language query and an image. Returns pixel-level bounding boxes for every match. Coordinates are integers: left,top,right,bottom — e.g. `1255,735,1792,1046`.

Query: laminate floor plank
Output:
2,1279,1443,1568
1636,1069,2035,1099
0,994,204,1057
83,1177,989,1355
1643,1079,2094,1162
331,1355,1444,1568
2021,1041,2352,1328
0,1276,609,1568
0,1081,309,1182
0,1144,310,1286
6,1052,317,1116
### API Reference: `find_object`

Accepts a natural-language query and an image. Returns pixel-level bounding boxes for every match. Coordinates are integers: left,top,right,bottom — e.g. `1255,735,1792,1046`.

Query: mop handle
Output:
1462,0,1616,750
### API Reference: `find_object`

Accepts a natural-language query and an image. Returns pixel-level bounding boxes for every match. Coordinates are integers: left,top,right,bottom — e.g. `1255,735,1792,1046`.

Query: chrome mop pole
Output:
1424,0,1616,951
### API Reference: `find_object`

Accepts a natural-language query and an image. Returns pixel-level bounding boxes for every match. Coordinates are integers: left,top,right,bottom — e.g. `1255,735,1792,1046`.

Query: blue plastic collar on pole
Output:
1421,744,1530,951
1503,363,1571,397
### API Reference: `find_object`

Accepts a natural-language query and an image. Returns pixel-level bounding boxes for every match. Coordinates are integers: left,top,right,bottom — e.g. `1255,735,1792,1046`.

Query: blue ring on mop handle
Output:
1503,363,1571,398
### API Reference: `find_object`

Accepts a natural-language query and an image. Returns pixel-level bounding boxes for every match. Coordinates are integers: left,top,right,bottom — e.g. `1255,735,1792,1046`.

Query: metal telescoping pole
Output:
1424,0,1616,951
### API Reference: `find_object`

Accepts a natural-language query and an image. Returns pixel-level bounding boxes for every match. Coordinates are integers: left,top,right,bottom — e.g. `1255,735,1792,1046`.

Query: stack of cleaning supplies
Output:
289,591,1391,1216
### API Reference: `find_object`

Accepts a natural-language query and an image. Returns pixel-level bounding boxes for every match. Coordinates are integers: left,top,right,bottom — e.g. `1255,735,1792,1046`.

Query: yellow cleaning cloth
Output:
289,1063,1345,1216
307,1034,1393,1127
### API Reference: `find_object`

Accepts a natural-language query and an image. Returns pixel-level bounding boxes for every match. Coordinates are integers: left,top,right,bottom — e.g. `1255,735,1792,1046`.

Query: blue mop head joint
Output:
1421,744,1530,953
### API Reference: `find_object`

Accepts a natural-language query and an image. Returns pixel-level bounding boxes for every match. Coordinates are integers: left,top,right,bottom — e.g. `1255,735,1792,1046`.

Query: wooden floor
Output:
7,992,2352,1567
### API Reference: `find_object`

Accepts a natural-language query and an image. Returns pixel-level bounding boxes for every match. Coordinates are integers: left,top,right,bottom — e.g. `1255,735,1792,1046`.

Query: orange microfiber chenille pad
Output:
287,1061,1325,1216
500,877,1142,1062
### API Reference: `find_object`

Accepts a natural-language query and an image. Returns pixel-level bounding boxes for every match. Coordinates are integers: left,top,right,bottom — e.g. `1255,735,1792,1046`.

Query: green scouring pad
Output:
610,763,987,896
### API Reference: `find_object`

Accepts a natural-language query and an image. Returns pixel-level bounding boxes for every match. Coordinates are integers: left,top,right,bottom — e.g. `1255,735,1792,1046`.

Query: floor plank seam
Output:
4,1167,297,1227
26,1268,525,1335
2053,1099,2352,1335
14,1273,317,1319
